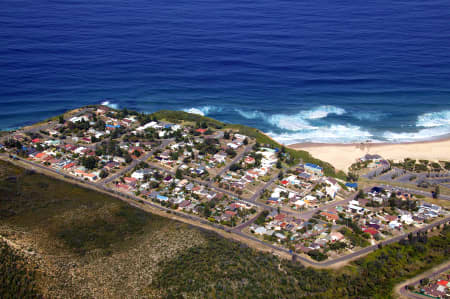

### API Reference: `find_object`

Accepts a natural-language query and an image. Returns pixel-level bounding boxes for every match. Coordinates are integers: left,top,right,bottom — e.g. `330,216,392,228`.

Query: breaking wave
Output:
267,124,374,144
235,109,266,120
268,106,345,131
183,105,450,143
234,105,346,131
300,105,346,120
383,111,450,142
184,105,223,116
383,126,450,142
101,101,119,109
417,110,450,128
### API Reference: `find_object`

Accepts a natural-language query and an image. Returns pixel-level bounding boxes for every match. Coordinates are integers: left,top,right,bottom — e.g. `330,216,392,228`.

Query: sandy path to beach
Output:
289,138,450,172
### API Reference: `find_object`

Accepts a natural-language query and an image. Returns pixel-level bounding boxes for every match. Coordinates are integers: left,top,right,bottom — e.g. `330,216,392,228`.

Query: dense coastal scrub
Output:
151,226,450,298
0,240,42,299
0,160,206,298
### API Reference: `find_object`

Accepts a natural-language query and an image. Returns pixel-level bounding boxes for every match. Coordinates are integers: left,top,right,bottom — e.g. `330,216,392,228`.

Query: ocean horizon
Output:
1,0,450,143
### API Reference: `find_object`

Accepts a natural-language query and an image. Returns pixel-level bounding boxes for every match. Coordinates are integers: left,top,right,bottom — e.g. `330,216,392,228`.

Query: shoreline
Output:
285,134,450,172
287,133,450,148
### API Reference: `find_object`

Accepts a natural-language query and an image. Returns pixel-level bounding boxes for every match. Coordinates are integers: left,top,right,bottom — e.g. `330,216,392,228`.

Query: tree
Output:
124,153,132,164
99,170,108,179
357,190,365,199
278,171,284,180
226,148,236,158
348,172,359,182
433,186,440,199
176,168,183,180
229,163,240,172
58,115,65,124
81,156,97,170
243,138,248,145
276,160,282,169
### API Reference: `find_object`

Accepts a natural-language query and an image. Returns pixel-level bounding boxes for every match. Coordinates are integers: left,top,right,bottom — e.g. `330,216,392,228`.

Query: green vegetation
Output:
0,240,42,298
150,110,224,128
254,210,269,226
339,227,370,248
56,205,150,255
150,226,450,298
0,160,205,297
307,249,328,261
0,160,165,256
391,158,449,173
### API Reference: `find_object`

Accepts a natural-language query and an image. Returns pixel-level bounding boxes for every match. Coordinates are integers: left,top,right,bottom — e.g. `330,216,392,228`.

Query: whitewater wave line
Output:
99,102,450,143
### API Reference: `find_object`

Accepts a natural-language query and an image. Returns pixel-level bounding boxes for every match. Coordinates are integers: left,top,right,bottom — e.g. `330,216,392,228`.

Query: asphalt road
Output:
379,183,450,201
101,138,173,184
213,143,254,181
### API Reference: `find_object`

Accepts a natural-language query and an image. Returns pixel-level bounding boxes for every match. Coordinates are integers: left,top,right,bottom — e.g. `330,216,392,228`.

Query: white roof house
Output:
69,115,89,123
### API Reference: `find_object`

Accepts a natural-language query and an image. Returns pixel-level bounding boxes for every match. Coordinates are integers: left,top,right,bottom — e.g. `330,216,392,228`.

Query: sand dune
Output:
289,137,450,172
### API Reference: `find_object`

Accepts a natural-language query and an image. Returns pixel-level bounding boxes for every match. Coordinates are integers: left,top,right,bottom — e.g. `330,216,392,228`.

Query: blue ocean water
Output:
1,0,450,143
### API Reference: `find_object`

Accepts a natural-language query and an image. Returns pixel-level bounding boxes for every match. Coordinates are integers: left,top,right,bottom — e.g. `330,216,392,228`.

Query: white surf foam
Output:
185,108,205,116
235,109,266,120
184,105,223,116
417,110,450,128
352,111,386,121
234,105,346,131
101,101,119,109
268,124,374,144
383,126,450,142
301,105,346,120
268,105,345,131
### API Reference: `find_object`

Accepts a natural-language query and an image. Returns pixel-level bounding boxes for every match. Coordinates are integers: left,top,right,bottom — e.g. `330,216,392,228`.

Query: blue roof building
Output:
304,163,323,175
345,182,358,189
157,194,169,202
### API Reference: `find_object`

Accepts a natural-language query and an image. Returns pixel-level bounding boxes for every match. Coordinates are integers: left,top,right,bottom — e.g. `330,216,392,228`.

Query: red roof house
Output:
363,227,379,236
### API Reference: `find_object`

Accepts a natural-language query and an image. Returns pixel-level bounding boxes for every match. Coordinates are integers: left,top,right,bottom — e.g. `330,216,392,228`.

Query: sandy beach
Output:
288,136,450,172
